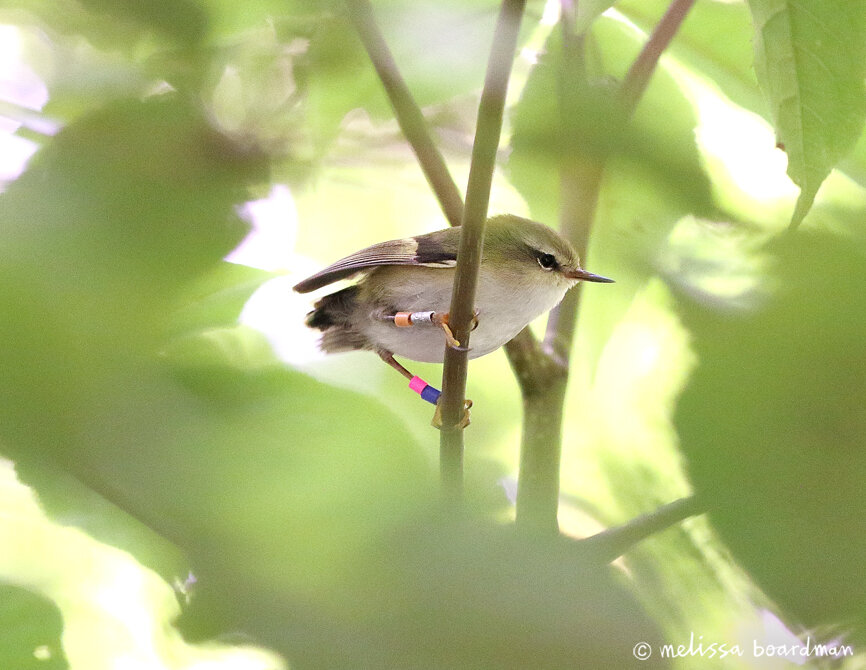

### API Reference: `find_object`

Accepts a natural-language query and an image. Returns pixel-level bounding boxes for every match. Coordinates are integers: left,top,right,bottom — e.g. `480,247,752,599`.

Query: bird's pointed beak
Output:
563,267,615,283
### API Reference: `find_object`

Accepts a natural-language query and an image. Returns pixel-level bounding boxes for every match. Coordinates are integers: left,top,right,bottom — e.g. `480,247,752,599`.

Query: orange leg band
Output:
394,312,412,327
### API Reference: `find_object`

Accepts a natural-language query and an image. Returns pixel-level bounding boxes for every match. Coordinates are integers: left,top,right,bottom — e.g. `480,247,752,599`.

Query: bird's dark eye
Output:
537,253,557,270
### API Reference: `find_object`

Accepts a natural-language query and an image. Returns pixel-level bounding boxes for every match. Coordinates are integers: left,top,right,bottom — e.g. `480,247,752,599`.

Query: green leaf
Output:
163,324,281,370
0,95,266,552
0,0,207,54
169,262,277,337
301,0,504,148
0,90,436,625
575,0,618,34
179,519,670,669
673,229,866,637
747,0,866,228
0,584,68,670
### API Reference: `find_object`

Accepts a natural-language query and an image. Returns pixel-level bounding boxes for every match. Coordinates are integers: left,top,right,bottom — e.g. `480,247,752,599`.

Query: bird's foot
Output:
428,312,460,349
431,311,480,351
470,309,480,332
431,398,473,430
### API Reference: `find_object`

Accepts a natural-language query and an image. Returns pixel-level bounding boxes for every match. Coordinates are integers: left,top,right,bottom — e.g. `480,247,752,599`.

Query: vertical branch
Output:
509,328,569,532
515,0,602,532
542,2,603,365
515,0,696,531
344,0,465,227
438,0,528,500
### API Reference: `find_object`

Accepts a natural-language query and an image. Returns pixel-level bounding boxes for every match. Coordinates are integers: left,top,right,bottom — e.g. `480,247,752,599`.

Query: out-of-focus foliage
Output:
618,0,761,115
0,584,67,670
674,229,866,642
179,518,668,669
1,0,865,668
509,15,718,359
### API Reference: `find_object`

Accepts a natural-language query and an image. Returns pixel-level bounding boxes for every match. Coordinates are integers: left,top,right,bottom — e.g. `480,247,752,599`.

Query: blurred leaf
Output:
70,363,434,596
180,518,670,669
0,89,447,665
0,0,206,54
575,0,618,34
163,325,281,370
842,127,866,190
169,262,277,337
301,0,522,148
510,17,715,230
203,0,326,38
8,461,190,584
0,95,265,565
747,0,866,227
0,584,68,670
673,228,866,640
300,13,388,147
77,0,208,45
509,17,717,365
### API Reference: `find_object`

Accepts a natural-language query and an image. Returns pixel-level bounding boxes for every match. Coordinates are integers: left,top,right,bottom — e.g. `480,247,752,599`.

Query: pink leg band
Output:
409,376,428,394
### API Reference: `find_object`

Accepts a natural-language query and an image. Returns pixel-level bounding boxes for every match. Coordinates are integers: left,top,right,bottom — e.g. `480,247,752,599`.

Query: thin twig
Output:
580,496,707,563
344,0,465,227
618,0,696,115
438,0,528,500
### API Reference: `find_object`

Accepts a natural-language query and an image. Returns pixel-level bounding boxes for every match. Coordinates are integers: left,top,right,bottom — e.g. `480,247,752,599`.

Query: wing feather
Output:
293,228,459,293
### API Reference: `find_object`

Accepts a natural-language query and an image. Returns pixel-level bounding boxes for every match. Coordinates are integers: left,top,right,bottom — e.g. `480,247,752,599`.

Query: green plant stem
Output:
344,0,465,228
512,2,598,533
581,496,707,563
543,14,601,363
505,329,566,533
438,0,528,501
515,0,696,532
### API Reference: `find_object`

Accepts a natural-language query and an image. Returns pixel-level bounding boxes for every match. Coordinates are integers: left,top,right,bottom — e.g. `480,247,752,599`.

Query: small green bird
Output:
294,215,613,397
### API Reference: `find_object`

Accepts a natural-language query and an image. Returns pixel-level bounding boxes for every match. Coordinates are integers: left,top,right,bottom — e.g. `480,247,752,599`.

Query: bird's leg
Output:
378,350,413,380
377,350,472,429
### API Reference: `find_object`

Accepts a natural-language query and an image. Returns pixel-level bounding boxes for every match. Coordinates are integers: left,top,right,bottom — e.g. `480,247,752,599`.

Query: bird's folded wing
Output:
293,228,459,293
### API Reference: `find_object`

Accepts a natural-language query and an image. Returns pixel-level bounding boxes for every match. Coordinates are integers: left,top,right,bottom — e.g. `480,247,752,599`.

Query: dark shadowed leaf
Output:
0,583,68,670
180,518,670,669
672,228,866,640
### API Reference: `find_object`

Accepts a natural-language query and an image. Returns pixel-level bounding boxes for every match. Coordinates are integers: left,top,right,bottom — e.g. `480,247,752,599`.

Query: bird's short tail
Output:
304,285,367,353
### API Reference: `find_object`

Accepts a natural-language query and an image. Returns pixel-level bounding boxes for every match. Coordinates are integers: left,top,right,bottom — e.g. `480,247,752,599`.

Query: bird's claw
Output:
433,311,480,350
430,312,465,350
439,321,463,349
431,398,473,430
